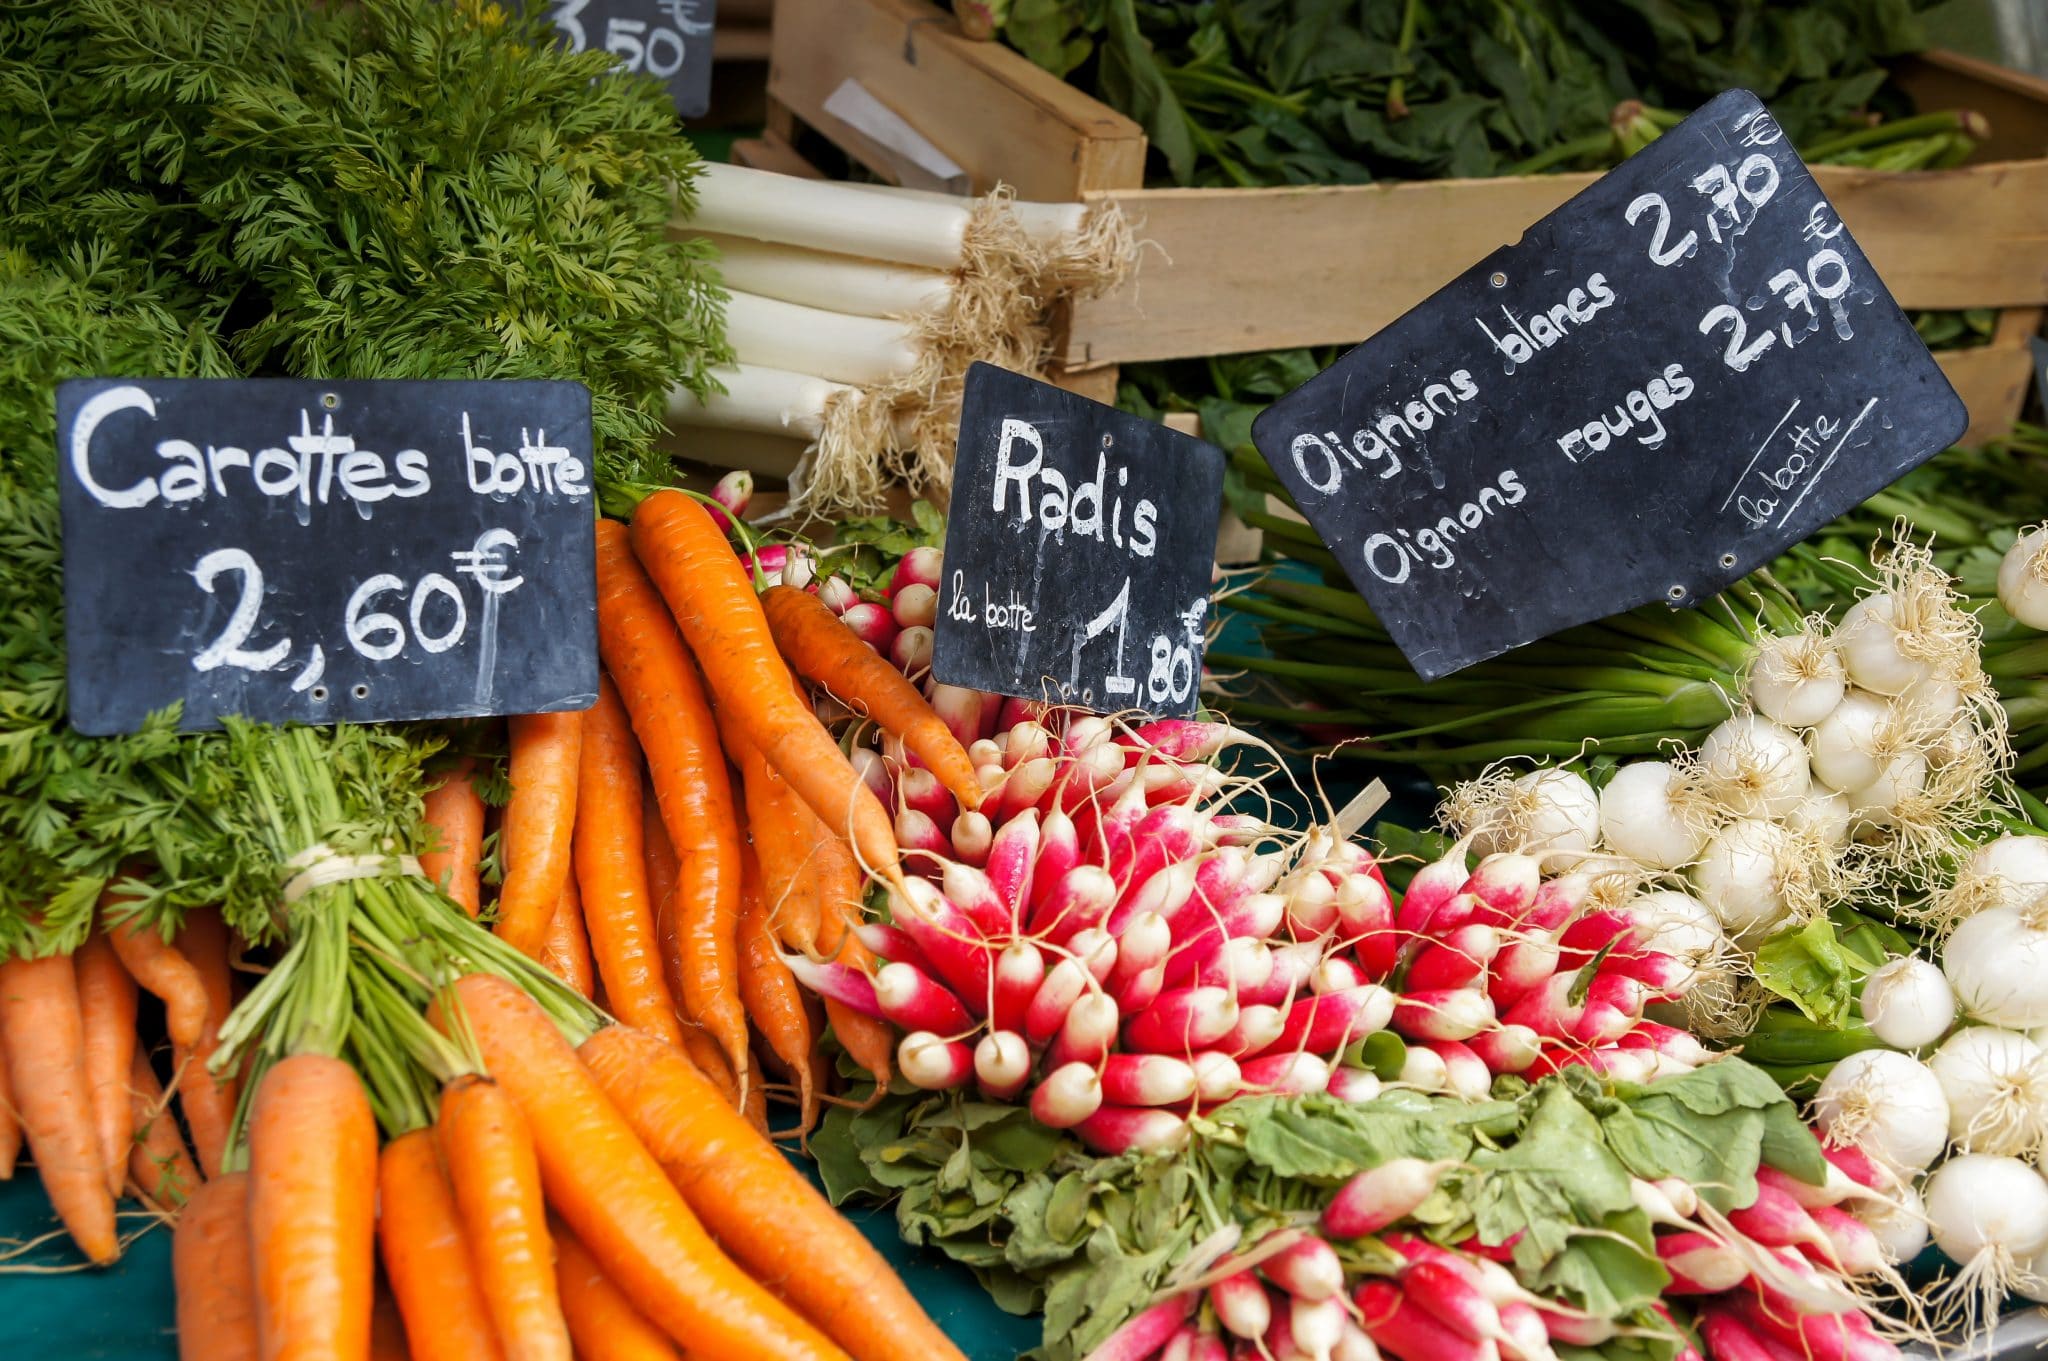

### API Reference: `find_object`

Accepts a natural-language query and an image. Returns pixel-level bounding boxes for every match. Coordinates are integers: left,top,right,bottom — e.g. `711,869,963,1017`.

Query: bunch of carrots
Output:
458,488,991,1137
4,487,981,1361
0,901,236,1260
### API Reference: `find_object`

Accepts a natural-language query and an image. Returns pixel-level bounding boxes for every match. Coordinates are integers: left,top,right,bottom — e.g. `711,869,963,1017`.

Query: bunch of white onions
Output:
665,164,1134,513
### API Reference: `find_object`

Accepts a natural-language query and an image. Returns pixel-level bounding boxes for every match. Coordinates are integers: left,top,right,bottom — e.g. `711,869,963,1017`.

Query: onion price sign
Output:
1252,88,1966,681
58,378,599,735
538,0,714,119
932,364,1225,718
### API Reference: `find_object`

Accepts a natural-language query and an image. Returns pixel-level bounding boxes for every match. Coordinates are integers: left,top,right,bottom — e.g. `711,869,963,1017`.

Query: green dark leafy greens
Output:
812,1058,1823,1360
0,0,728,509
0,0,732,952
996,0,1938,189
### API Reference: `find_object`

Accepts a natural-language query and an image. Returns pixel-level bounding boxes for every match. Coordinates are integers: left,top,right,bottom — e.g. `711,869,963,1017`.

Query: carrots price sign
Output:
58,378,599,734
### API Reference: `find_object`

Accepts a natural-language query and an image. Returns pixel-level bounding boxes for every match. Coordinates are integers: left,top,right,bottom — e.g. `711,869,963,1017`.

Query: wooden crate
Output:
1935,308,2046,446
767,0,2048,441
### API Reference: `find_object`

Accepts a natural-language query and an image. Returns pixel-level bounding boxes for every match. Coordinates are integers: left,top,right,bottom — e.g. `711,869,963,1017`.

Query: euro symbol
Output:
451,527,525,596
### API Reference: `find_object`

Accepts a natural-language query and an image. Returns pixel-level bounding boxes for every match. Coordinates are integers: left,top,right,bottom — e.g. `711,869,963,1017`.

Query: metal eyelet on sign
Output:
1490,272,1508,288
1667,585,1687,602
320,392,340,410
1720,553,1738,569
351,683,370,700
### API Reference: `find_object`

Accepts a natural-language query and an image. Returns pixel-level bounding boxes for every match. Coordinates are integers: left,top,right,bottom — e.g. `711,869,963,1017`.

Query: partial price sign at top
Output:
58,378,599,735
932,364,1225,718
543,0,714,119
1253,89,1965,681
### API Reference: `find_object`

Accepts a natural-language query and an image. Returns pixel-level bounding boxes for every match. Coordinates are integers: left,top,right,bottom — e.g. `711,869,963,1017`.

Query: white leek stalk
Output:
705,235,952,318
722,292,922,388
689,163,969,269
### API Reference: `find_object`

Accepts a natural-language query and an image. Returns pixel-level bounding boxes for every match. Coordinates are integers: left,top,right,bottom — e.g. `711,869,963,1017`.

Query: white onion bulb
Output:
1998,527,2048,631
1472,767,1600,860
1808,690,1892,793
1944,906,2048,1028
1838,593,1941,696
1859,956,1954,1050
1783,785,1852,848
1691,818,1795,939
1929,1026,2048,1157
1747,630,1846,728
1962,835,2048,911
1812,1049,1950,1172
1598,761,1707,869
1627,890,1726,988
1700,714,1811,819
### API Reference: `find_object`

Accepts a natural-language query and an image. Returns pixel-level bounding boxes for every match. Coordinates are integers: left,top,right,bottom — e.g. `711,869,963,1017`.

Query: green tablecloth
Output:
0,1158,1039,1360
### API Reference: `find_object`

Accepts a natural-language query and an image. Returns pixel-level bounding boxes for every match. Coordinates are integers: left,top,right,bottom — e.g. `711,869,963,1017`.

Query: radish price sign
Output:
537,0,714,119
1251,88,1966,681
932,364,1225,718
58,378,599,735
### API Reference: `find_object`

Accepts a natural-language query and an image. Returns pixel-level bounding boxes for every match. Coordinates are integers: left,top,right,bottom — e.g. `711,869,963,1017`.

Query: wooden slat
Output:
1936,307,2044,447
729,130,823,178
1063,158,2048,366
715,27,773,63
1048,364,1119,406
1892,50,2048,165
767,0,1144,200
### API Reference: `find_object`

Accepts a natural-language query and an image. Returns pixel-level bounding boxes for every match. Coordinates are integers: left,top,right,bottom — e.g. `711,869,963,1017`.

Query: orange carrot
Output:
437,974,845,1361
628,492,902,885
735,846,817,1134
247,1054,377,1361
75,928,138,1198
677,1025,741,1109
0,954,118,1263
761,584,982,810
594,520,749,1095
129,1049,200,1210
496,711,585,958
540,873,596,1001
177,908,242,1180
0,1044,20,1180
105,906,235,1176
582,1025,966,1361
175,1171,260,1361
439,1076,570,1361
377,1128,505,1361
810,820,865,958
804,828,894,1088
576,676,684,1046
106,910,210,1053
421,757,487,917
553,1224,679,1361
642,790,689,1030
734,726,824,954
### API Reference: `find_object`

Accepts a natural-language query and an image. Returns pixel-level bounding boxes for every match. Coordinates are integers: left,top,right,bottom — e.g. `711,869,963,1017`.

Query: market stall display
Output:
4,2,2048,1361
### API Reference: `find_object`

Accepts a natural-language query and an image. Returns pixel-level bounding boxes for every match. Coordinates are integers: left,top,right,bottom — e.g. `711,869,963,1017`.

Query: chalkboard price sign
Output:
1252,89,1966,681
932,364,1225,718
537,0,714,119
59,378,599,735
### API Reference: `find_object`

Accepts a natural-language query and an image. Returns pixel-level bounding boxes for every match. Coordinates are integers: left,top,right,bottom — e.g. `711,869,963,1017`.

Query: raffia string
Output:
282,841,426,906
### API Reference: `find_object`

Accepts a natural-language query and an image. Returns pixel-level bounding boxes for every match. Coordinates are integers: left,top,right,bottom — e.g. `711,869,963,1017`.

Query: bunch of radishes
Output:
780,537,1736,1154
1085,1144,1910,1361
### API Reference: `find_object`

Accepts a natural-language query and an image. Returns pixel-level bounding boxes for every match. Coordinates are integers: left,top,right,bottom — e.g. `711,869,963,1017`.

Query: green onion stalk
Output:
1210,431,2048,797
